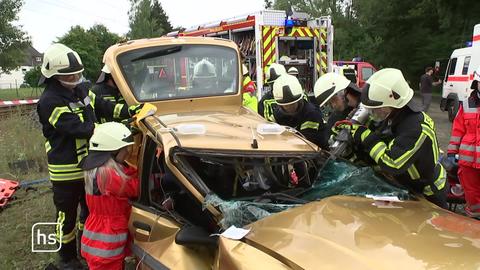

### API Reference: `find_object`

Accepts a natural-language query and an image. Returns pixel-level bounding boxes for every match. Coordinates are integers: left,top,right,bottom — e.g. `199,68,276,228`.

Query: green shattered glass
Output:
300,160,411,201
204,160,411,229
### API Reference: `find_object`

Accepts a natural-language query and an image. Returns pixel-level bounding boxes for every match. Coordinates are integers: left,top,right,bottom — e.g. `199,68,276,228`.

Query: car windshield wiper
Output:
131,46,182,62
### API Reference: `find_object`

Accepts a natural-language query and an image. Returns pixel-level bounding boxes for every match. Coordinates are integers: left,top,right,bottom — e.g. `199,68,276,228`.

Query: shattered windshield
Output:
203,160,411,228
117,44,239,101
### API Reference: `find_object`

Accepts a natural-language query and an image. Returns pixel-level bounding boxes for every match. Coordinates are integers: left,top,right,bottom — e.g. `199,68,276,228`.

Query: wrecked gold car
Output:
102,37,480,269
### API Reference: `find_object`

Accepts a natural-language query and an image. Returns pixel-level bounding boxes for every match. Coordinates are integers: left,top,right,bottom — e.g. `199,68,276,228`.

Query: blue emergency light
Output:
466,41,473,47
285,18,295,27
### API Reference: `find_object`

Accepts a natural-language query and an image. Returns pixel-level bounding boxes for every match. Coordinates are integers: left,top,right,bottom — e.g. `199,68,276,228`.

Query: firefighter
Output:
272,74,329,149
334,68,447,208
79,122,139,270
36,43,139,269
447,66,480,218
314,72,361,146
242,64,258,111
192,59,217,92
258,63,287,121
92,64,126,123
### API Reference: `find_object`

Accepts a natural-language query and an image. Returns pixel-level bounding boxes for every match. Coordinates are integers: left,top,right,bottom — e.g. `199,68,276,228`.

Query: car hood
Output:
245,196,480,270
144,107,318,152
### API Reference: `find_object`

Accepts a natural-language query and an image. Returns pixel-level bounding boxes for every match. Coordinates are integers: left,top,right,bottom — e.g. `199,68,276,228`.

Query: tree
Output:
151,0,172,34
128,0,173,39
0,0,30,74
273,0,480,86
57,24,121,81
264,0,273,9
24,66,41,87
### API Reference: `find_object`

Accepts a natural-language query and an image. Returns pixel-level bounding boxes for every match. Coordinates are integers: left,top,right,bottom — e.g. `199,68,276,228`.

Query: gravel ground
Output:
412,94,452,152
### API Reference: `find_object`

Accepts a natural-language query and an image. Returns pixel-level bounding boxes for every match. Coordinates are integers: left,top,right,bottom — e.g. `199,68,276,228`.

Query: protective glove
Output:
331,119,352,135
332,120,367,142
447,154,457,165
128,104,144,117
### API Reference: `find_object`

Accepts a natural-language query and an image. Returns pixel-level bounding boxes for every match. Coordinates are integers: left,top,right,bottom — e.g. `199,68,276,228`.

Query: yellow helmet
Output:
89,122,134,152
80,122,134,170
193,59,216,78
265,63,286,84
287,67,299,76
361,68,413,109
314,72,354,106
242,64,249,76
273,74,304,105
39,43,83,84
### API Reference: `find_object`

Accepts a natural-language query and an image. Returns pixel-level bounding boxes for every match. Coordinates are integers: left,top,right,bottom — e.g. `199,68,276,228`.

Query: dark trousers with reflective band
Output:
52,180,89,262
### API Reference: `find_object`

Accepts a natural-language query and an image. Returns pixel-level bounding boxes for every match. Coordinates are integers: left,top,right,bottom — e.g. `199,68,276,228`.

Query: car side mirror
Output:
175,225,218,248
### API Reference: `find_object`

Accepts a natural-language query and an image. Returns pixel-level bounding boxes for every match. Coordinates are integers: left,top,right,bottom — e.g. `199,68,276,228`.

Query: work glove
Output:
331,119,351,135
447,154,457,165
334,120,373,146
128,104,144,117
332,120,364,137
439,154,458,172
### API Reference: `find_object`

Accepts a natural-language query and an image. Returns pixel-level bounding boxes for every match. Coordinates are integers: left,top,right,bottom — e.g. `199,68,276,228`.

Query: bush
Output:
23,66,42,88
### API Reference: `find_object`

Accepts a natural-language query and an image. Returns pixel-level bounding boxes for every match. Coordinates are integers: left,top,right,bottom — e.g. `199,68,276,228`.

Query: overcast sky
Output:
17,0,265,52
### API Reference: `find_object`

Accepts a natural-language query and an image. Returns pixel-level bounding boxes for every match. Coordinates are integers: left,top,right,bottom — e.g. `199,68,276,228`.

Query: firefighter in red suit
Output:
448,66,480,218
79,122,139,269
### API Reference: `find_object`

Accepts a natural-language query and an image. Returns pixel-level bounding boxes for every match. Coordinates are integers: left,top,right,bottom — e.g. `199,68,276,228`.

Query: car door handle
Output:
449,84,453,87
133,221,152,232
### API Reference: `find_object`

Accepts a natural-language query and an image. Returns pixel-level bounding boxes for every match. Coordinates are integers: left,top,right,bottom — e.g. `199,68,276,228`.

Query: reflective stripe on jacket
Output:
448,93,480,168
273,100,329,149
356,108,446,198
37,80,131,181
243,92,258,112
81,165,139,267
92,83,126,123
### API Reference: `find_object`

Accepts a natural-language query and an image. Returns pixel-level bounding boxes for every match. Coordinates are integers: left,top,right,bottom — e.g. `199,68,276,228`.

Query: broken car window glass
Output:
204,160,411,229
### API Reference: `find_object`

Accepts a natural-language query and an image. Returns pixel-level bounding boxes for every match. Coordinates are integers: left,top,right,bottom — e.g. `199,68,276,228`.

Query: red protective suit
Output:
81,165,139,270
448,91,480,217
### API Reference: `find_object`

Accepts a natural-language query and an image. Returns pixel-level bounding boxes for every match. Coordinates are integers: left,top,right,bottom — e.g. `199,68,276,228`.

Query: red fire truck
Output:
167,10,334,99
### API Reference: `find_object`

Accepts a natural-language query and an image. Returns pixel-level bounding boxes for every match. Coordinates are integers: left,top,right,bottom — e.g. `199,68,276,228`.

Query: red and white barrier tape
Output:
0,99,39,107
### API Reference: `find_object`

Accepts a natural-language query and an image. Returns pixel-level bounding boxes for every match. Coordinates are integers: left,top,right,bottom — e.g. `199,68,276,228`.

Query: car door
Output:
444,55,468,101
128,134,213,270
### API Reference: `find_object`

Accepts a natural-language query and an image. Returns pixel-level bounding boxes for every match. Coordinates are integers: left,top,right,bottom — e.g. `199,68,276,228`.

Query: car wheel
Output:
447,99,459,122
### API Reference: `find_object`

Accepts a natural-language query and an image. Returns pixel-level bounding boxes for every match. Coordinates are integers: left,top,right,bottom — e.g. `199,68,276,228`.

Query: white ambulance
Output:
441,24,480,121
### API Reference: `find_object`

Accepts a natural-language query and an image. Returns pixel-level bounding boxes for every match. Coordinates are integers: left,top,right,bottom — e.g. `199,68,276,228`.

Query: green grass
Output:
0,87,43,100
0,110,56,269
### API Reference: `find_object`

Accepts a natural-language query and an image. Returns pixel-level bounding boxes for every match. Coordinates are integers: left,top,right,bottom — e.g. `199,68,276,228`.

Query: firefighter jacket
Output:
37,80,132,182
242,75,258,111
351,107,446,199
448,91,480,168
81,165,139,270
92,83,126,123
273,100,329,149
258,90,275,121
